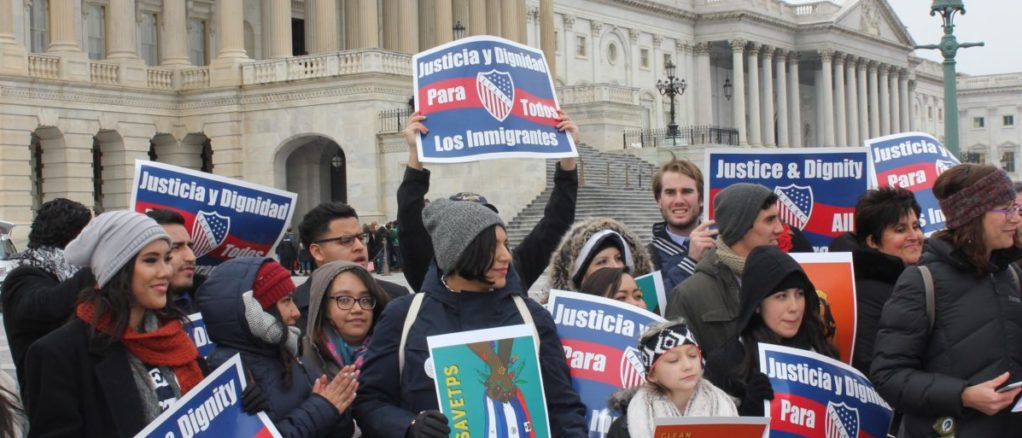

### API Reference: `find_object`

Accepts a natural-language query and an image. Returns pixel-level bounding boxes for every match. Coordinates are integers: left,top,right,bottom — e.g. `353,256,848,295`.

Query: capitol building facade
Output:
0,0,1018,242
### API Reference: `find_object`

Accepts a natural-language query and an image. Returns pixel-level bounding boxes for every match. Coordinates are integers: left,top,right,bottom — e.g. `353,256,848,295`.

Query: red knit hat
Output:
252,261,295,309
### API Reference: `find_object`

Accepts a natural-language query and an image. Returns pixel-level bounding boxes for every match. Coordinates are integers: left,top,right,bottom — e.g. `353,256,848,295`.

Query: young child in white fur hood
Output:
607,320,737,437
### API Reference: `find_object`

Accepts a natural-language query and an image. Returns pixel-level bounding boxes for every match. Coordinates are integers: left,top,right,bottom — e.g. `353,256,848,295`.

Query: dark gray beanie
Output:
714,183,773,246
423,199,505,273
64,211,171,288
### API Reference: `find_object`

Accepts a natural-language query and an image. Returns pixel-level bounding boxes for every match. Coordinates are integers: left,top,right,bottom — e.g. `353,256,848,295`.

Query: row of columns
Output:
819,49,911,147
729,40,803,147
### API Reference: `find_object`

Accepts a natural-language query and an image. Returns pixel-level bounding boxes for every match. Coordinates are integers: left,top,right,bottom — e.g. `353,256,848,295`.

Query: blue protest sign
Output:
758,343,892,438
186,313,215,358
134,354,281,438
130,160,298,275
866,132,959,235
413,35,577,163
705,148,870,251
547,290,666,437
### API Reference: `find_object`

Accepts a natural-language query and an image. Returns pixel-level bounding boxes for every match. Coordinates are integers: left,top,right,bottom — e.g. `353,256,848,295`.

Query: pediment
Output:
834,0,914,47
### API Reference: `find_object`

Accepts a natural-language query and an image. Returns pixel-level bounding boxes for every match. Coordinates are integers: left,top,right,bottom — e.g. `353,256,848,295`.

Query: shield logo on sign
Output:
191,211,230,258
619,346,646,388
935,159,956,175
774,184,814,230
825,401,860,438
476,70,515,122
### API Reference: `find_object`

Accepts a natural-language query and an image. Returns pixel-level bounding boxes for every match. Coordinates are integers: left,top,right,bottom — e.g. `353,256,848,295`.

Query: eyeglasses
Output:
990,203,1022,220
314,233,366,247
329,295,377,310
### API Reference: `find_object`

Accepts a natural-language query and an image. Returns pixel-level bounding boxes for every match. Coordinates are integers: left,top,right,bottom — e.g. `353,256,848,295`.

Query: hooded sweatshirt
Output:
302,261,376,379
546,218,653,298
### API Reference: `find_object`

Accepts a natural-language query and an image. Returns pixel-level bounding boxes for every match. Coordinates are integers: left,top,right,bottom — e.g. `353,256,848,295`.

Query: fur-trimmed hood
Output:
546,217,653,293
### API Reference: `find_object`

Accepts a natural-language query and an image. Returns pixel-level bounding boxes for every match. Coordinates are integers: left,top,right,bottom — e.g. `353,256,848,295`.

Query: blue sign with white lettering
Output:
413,36,577,162
866,132,959,235
186,313,215,358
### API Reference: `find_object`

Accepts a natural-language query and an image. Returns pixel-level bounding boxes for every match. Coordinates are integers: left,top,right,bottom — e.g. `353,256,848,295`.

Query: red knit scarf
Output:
76,302,203,394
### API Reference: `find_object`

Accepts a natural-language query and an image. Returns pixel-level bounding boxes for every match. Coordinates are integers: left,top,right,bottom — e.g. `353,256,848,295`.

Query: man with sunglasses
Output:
292,202,410,334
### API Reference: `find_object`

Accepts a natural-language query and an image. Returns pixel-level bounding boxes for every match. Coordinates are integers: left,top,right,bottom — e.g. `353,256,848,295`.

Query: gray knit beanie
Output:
64,210,171,288
714,183,774,246
423,199,505,273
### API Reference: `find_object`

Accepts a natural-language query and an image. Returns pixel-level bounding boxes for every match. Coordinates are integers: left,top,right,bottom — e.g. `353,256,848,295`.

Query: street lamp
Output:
453,21,466,40
915,0,983,157
656,61,687,140
723,77,734,101
331,154,344,169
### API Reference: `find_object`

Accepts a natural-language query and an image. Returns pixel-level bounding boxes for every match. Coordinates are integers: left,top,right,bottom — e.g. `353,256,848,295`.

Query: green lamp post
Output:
914,0,983,157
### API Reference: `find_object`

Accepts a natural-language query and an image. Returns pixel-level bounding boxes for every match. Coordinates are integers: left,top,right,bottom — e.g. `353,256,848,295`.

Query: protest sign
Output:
705,148,870,251
866,132,960,235
790,252,857,364
653,417,769,438
130,160,297,275
413,35,577,163
634,270,667,316
186,313,215,358
135,354,281,438
759,343,893,438
427,324,550,437
547,290,666,437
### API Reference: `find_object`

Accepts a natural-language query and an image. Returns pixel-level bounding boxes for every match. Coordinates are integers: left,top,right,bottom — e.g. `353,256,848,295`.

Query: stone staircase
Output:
505,143,663,247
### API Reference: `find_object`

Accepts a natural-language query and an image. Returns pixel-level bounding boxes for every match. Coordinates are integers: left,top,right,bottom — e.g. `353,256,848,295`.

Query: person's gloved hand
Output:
406,410,450,438
741,371,775,416
241,382,270,415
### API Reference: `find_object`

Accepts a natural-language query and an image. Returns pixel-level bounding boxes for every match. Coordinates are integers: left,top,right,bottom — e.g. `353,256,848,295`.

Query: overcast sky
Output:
884,1,1020,76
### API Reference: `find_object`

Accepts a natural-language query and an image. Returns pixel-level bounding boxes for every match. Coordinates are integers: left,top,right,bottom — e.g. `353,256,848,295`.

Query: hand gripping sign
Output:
413,35,577,163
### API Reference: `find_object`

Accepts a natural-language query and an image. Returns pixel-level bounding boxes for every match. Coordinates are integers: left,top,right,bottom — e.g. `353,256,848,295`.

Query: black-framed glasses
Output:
314,233,366,247
990,203,1022,220
328,295,376,310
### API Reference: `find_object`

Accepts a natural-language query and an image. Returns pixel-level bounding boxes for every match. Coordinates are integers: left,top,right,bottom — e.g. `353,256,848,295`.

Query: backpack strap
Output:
399,293,426,376
512,295,541,350
918,265,936,332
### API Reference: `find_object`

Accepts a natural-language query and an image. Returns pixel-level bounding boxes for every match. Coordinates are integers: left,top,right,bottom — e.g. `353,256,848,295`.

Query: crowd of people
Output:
0,111,1019,438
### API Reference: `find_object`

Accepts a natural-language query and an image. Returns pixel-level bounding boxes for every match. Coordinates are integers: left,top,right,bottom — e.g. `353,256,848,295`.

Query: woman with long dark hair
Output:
199,257,357,437
871,164,1022,437
578,266,647,310
24,211,206,437
704,244,838,416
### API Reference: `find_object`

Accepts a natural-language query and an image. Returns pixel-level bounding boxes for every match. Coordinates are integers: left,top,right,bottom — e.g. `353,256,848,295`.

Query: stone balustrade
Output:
89,62,120,84
242,49,413,85
27,54,60,78
147,68,175,89
558,83,640,106
180,67,211,90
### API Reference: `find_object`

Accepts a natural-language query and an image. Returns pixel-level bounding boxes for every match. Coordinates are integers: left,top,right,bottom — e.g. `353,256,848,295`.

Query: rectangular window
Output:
973,117,985,128
963,152,986,164
188,20,207,66
1003,151,1016,173
640,48,650,69
928,106,933,120
30,0,49,53
554,31,559,52
85,4,105,60
1005,115,1015,127
663,53,672,67
576,35,586,57
139,13,158,65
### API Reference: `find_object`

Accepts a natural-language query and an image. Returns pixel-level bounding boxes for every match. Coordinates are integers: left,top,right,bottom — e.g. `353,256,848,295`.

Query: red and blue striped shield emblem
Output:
774,184,814,230
476,70,515,122
619,346,646,388
826,401,860,438
191,210,230,258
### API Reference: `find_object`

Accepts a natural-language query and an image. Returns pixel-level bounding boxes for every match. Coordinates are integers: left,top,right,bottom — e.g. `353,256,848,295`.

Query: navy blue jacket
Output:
353,266,588,437
198,257,351,438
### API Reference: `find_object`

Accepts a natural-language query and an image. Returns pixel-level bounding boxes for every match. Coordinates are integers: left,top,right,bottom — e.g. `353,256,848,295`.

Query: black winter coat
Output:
24,318,209,438
2,265,92,395
353,266,588,437
871,238,1022,437
396,163,578,292
199,257,351,438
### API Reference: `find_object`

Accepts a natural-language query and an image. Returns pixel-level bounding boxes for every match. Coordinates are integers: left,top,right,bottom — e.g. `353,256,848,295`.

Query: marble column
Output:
501,0,525,43
161,0,189,65
0,0,26,74
486,0,501,37
540,0,554,77
731,39,748,146
469,0,487,35
868,62,880,138
47,0,81,53
900,74,911,131
267,0,293,58
833,53,847,146
762,47,776,146
879,65,890,135
0,0,15,44
695,42,712,127
435,0,454,44
820,49,836,147
857,61,869,142
788,52,803,147
685,42,697,126
775,49,789,147
890,67,901,133
845,57,860,147
211,0,247,86
399,0,419,53
358,0,381,48
314,0,339,52
747,43,762,146
106,0,139,59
